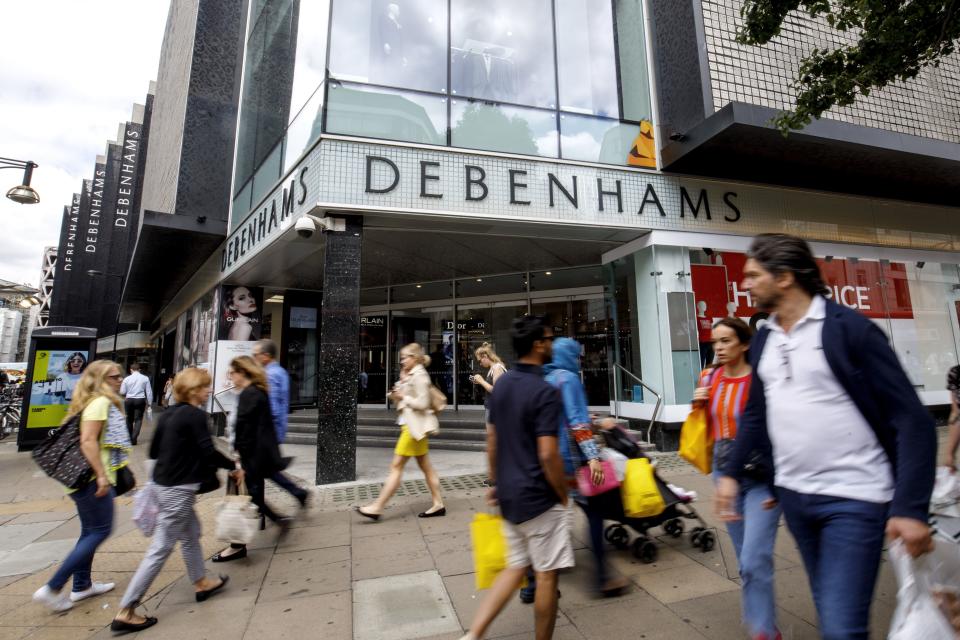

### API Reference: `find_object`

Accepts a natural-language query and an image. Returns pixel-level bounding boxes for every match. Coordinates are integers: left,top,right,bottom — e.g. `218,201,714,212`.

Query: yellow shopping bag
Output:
470,513,508,590
622,458,666,518
678,407,713,474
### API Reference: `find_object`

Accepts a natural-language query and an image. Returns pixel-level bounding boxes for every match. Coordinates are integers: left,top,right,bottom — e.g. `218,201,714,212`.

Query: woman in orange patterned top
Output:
693,317,782,640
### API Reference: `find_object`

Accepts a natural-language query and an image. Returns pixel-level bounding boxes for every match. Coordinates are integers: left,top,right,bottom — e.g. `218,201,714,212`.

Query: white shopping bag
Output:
132,482,160,537
215,481,260,544
888,539,959,639
932,467,960,517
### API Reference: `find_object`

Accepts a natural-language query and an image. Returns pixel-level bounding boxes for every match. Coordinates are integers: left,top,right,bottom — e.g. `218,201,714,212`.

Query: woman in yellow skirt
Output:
357,343,446,520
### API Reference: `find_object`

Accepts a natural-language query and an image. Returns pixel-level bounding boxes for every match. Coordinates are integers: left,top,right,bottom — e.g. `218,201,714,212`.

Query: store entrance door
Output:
282,291,322,407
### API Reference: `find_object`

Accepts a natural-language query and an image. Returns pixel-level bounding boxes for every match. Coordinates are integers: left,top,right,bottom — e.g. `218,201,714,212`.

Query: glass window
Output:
614,0,653,122
555,0,618,117
231,180,252,229
529,265,604,292
560,114,640,165
456,301,527,405
250,141,283,209
451,0,556,108
329,0,447,93
326,82,447,145
284,85,325,174
287,0,331,125
391,280,454,304
451,100,557,157
234,0,298,193
455,273,528,299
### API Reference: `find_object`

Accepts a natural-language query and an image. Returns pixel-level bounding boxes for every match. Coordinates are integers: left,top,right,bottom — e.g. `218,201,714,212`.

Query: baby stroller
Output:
590,427,713,564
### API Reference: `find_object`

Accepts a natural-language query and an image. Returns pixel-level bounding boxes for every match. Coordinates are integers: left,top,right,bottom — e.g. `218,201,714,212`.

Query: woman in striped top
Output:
693,317,782,640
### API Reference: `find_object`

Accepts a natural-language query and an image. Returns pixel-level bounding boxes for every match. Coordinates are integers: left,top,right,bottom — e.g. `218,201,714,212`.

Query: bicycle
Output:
0,386,21,441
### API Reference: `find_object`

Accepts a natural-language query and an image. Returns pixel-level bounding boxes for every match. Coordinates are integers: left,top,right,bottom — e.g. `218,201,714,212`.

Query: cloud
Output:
0,1,169,288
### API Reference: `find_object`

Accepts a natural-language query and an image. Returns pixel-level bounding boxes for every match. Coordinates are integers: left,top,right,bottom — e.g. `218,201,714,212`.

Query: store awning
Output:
660,102,960,206
120,211,226,326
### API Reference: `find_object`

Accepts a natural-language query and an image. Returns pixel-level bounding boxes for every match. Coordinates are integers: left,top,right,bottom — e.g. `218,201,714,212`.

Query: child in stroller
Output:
593,423,714,564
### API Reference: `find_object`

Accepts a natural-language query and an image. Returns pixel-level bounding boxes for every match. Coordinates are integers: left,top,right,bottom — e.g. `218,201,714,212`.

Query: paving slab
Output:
136,592,259,639
275,520,351,554
424,531,474,578
0,627,34,640
553,550,644,613
6,514,73,527
772,566,818,625
630,558,740,604
353,570,461,640
412,501,479,537
245,590,352,640
351,508,423,539
21,627,103,640
563,589,703,640
442,572,571,639
258,546,351,602
0,525,64,553
0,540,76,578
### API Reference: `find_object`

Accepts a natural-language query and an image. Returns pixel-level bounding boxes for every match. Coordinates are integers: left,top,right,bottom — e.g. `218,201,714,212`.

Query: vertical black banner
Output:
86,143,121,334
101,123,145,335
48,203,72,325
71,171,101,328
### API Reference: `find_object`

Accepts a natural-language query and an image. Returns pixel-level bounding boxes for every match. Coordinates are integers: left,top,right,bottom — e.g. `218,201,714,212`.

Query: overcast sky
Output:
0,1,170,288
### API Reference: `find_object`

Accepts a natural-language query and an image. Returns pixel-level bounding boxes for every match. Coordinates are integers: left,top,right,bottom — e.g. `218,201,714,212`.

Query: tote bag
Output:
679,407,713,474
215,480,260,544
622,458,666,518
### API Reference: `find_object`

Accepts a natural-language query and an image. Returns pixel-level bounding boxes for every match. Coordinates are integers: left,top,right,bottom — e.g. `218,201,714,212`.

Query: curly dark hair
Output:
747,233,828,298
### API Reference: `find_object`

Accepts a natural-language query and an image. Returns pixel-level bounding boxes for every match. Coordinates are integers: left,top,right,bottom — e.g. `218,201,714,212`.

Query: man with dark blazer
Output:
715,234,936,640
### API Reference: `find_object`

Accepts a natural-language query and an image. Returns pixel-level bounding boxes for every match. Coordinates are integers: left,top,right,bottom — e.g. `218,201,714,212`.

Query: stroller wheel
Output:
632,538,658,564
690,526,705,547
699,531,716,553
664,518,684,538
606,525,629,550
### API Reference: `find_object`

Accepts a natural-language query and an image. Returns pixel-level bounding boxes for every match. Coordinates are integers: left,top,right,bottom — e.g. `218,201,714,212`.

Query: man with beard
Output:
715,233,936,640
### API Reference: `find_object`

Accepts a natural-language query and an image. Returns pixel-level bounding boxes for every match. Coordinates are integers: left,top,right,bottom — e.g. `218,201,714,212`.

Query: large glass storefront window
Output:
231,0,658,229
608,245,960,413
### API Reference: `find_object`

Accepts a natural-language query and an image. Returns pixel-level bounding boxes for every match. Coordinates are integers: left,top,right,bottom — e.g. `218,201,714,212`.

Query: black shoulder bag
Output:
31,415,93,490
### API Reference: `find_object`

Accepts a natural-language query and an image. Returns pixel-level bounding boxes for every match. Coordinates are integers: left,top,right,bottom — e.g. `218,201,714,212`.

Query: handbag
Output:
621,458,666,518
713,439,771,482
575,459,620,497
429,385,447,413
31,415,92,490
114,466,136,496
215,479,260,544
679,407,713,474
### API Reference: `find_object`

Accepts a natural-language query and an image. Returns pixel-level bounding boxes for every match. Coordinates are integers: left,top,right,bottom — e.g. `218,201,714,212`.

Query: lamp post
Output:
0,157,40,205
86,269,125,354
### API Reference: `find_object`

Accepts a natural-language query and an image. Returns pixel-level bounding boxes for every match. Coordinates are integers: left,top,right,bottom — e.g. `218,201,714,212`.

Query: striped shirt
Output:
701,368,752,441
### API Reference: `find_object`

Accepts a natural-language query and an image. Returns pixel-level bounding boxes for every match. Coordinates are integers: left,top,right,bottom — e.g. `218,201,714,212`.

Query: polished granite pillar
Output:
316,216,363,484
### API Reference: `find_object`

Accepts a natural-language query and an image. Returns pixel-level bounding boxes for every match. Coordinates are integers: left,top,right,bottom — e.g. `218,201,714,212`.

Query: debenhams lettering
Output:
85,168,106,253
114,128,141,228
364,155,742,223
221,167,309,271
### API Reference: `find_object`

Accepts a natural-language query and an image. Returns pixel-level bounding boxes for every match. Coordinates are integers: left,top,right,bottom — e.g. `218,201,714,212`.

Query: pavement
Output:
0,419,949,640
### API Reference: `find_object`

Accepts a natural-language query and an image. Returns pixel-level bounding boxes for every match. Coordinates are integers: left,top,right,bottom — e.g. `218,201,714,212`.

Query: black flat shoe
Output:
211,547,247,563
418,507,446,518
356,506,381,521
195,575,229,602
111,616,157,634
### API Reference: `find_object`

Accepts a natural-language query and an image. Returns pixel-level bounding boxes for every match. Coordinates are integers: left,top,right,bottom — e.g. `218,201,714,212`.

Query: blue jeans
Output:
715,474,781,638
777,487,888,640
48,482,115,592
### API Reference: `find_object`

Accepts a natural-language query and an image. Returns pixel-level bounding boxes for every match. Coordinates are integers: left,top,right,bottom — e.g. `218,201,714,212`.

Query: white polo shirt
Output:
758,295,894,504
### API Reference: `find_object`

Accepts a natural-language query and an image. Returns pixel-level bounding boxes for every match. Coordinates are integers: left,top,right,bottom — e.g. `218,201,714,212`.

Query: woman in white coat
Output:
357,343,446,520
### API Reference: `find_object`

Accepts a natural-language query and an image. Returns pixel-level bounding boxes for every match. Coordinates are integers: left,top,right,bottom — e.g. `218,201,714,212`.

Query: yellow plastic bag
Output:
622,458,666,518
470,513,508,590
679,407,714,474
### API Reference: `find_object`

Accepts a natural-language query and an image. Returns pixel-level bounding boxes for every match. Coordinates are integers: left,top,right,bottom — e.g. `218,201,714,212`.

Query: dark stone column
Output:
316,216,362,484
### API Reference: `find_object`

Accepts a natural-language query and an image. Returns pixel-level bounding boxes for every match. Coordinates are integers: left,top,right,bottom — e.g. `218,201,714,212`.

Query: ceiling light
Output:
416,284,422,288
545,271,552,276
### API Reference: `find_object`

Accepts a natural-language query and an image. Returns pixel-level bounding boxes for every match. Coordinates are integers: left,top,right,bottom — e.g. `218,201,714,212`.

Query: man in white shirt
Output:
120,363,153,445
715,234,936,640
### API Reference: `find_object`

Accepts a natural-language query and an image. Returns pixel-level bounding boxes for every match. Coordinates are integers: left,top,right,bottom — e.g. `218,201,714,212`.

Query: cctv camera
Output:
295,216,316,239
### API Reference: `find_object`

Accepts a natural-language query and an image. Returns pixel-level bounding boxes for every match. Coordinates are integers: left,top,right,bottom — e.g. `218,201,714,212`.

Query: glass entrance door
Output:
283,292,321,407
455,301,528,406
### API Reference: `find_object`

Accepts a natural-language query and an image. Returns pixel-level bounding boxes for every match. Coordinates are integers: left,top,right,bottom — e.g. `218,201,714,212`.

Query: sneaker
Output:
32,585,73,612
70,581,115,602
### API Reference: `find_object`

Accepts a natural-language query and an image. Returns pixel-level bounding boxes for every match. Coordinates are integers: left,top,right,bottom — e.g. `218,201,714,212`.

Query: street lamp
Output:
1,157,40,205
86,269,126,354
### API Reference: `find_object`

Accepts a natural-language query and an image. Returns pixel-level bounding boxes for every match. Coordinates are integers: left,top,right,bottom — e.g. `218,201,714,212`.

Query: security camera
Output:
295,216,317,239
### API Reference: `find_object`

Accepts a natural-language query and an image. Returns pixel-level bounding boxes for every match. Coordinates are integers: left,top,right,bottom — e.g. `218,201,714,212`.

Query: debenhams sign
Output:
222,140,743,274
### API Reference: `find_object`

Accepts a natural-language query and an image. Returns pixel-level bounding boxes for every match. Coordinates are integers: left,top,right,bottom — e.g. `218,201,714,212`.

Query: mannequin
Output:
697,300,713,367
371,2,406,83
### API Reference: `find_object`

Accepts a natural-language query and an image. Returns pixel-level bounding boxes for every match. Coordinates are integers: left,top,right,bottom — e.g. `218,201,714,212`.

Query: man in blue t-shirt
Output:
460,316,572,640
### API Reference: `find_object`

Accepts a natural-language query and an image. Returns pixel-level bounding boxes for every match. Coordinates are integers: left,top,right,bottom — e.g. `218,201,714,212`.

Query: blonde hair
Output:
65,360,123,423
400,343,431,368
229,355,268,392
474,342,503,366
173,367,212,404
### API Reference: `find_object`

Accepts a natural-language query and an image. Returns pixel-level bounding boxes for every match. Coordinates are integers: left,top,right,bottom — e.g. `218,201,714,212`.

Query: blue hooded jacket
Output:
544,338,600,476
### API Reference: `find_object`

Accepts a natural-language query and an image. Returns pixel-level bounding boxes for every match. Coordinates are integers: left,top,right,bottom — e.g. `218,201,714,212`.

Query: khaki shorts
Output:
502,503,574,573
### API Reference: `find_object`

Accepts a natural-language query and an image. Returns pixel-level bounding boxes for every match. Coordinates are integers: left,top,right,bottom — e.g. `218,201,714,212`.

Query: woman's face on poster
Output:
230,287,257,315
66,355,85,374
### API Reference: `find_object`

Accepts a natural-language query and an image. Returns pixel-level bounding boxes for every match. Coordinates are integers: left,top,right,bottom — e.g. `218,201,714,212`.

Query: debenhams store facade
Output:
161,0,960,432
